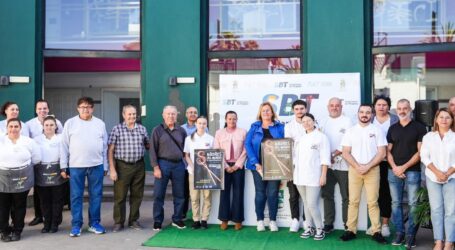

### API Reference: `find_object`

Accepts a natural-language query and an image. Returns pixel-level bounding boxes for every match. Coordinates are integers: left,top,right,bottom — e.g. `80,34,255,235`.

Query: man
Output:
26,99,64,226
339,104,387,244
108,105,149,232
150,105,187,231
449,97,455,117
284,99,307,232
371,96,398,237
386,99,426,248
60,97,108,237
319,97,352,233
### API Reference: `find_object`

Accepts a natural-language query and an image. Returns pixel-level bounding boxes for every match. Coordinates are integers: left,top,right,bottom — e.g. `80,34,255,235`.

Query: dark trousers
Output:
378,161,392,219
36,184,65,229
113,159,145,225
321,169,349,225
218,167,245,223
153,159,185,223
287,180,305,220
0,191,29,234
33,187,42,218
182,171,190,218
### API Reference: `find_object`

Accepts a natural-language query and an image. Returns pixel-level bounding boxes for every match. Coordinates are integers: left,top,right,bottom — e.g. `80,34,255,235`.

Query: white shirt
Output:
420,130,455,183
0,135,41,170
320,115,352,171
34,134,62,163
373,117,391,138
0,120,30,137
60,115,108,170
341,123,387,164
26,117,64,138
183,132,214,175
294,130,331,186
285,117,306,162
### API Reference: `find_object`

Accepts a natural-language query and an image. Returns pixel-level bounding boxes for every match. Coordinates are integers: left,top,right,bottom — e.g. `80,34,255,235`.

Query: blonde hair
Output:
256,102,278,122
432,108,455,132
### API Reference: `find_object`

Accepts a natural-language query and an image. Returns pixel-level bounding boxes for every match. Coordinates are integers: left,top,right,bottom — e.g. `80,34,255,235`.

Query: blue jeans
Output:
218,168,245,223
426,178,455,242
153,159,185,223
69,165,104,228
251,170,280,221
388,169,420,236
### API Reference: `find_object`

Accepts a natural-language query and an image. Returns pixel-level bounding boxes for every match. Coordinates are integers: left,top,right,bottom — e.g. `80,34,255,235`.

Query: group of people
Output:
0,95,454,250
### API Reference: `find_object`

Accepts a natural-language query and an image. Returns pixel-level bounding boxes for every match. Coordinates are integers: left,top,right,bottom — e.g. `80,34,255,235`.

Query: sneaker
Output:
69,226,82,237
201,221,208,229
323,224,334,234
289,218,300,232
172,221,186,229
88,223,106,234
381,224,391,237
365,226,373,236
128,221,143,230
314,229,325,240
300,227,315,239
153,222,162,231
340,230,356,241
391,233,405,246
192,221,201,229
269,221,278,232
372,232,387,244
404,235,416,248
257,220,265,232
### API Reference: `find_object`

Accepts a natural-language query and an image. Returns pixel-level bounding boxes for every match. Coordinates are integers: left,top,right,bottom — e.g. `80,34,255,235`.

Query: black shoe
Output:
112,224,124,233
404,235,416,248
129,221,143,230
153,222,162,231
201,221,208,229
29,217,43,226
340,230,356,241
192,221,201,229
323,224,334,233
372,232,387,244
50,226,59,233
10,232,21,241
172,221,186,229
391,233,405,246
1,233,11,242
41,227,50,233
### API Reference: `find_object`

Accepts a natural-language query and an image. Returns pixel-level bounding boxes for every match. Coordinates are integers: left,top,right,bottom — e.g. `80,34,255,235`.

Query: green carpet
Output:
143,221,405,250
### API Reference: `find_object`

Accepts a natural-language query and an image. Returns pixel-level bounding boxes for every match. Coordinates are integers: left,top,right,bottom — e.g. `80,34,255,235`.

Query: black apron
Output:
34,162,66,187
0,164,34,193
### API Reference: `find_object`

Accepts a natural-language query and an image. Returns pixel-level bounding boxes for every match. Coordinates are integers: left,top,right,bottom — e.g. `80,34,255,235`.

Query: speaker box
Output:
414,100,438,127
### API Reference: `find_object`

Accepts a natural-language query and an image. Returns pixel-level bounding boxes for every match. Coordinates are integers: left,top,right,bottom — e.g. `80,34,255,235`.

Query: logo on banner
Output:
263,94,320,116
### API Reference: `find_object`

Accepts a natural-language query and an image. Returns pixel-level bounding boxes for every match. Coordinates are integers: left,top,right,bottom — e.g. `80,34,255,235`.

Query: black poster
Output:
261,138,293,180
194,149,224,190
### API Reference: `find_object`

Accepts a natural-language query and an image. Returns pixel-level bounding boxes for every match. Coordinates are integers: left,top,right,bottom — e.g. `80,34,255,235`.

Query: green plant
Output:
414,187,432,228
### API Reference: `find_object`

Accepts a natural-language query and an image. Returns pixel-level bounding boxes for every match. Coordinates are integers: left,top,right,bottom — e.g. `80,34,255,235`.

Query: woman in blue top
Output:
245,102,284,232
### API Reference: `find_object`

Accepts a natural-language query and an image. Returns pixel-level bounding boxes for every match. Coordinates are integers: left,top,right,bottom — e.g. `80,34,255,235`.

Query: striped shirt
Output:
108,122,149,163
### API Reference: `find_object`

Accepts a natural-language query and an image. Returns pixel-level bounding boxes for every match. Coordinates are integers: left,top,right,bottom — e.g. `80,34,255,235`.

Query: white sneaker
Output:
381,224,391,237
366,226,373,236
257,220,265,232
269,221,279,232
289,218,300,232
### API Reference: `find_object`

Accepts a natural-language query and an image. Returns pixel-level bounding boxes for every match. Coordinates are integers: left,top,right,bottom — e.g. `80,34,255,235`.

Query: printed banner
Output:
194,149,224,190
261,139,293,180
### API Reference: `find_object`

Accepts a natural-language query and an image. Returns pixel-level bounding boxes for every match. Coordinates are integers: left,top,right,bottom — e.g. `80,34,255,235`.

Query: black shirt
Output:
259,128,274,164
386,120,427,172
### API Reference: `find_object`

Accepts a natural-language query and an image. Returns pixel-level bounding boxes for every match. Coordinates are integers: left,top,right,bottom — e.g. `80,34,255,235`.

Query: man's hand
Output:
319,175,327,186
392,165,405,177
154,166,162,179
110,169,118,181
61,171,70,179
357,164,370,175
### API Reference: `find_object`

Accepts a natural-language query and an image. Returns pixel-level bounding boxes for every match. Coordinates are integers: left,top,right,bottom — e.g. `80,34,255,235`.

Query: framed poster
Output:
194,149,224,190
261,138,293,180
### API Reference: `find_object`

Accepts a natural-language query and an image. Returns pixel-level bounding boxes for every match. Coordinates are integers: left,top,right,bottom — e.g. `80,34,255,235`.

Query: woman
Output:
420,108,455,250
245,102,284,232
0,101,29,136
0,118,41,242
294,113,330,240
183,116,214,230
34,116,67,233
214,111,247,230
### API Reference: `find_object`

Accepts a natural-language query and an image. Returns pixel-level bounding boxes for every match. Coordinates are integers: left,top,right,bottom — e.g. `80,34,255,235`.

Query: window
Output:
45,0,140,51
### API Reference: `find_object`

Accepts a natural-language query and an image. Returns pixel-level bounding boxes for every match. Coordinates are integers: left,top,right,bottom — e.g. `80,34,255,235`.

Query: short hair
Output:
256,102,278,122
1,101,17,117
122,104,137,114
6,117,21,128
35,99,49,109
291,99,307,109
358,103,373,112
433,108,455,132
162,105,177,113
43,115,58,133
77,97,94,107
186,106,198,113
396,98,411,108
373,95,391,109
328,97,342,105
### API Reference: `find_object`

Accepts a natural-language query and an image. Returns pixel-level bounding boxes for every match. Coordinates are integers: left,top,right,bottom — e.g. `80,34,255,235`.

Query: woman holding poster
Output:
294,113,330,240
214,111,247,231
184,116,214,230
245,102,284,232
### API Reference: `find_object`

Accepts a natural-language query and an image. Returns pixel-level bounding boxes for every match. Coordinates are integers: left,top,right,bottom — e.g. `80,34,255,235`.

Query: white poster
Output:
208,73,368,230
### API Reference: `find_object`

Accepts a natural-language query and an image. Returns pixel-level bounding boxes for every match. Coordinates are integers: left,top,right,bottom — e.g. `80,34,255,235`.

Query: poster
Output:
194,149,224,190
261,138,293,180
